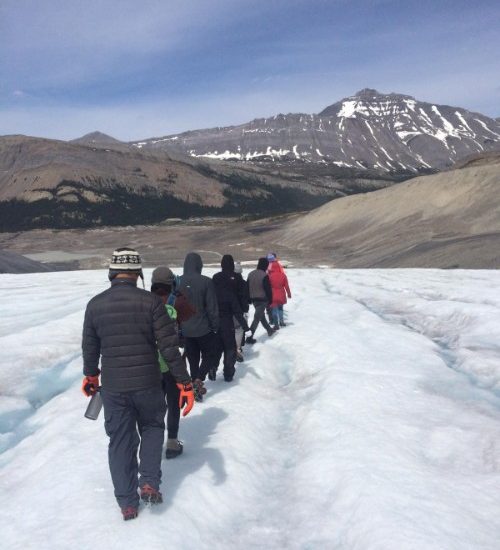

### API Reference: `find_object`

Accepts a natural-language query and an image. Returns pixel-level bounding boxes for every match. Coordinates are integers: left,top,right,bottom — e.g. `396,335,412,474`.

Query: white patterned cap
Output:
109,247,142,271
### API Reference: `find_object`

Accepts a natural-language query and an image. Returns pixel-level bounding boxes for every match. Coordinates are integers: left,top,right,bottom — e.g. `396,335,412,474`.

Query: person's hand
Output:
176,382,194,417
82,375,100,397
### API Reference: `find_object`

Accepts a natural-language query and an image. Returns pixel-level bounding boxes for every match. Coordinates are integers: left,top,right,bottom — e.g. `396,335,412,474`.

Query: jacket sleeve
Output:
240,279,250,312
82,304,101,376
205,279,220,332
263,275,273,304
152,297,190,383
231,293,249,332
284,274,291,299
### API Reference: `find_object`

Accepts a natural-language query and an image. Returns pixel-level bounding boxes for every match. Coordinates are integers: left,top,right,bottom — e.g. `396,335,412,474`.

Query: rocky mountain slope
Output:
2,153,498,270
273,152,500,268
0,250,53,273
0,135,393,231
131,89,500,174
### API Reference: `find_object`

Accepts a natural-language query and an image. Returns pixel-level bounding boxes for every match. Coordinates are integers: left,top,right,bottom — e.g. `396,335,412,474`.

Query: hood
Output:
221,254,235,272
257,257,269,271
268,261,280,273
184,252,203,274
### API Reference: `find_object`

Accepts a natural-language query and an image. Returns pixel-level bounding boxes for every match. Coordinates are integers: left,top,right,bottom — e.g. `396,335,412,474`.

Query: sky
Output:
1,0,499,141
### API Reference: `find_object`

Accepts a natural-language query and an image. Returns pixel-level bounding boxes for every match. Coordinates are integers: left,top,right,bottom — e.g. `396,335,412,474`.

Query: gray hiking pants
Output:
249,301,272,335
101,386,167,509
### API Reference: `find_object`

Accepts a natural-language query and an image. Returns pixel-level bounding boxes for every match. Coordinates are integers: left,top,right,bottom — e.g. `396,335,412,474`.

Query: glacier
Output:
0,268,499,550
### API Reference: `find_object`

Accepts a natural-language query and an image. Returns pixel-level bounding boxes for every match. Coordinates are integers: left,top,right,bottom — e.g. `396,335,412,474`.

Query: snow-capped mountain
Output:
131,89,500,173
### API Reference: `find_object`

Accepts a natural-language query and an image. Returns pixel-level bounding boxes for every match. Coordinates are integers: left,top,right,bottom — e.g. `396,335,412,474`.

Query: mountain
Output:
1,134,393,231
0,249,53,273
70,131,129,151
272,152,500,268
131,89,500,174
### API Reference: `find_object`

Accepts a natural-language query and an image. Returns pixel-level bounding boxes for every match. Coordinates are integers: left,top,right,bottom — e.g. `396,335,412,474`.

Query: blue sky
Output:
1,0,499,141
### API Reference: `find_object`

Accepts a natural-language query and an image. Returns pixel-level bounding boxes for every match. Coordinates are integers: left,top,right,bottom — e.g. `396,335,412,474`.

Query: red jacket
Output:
268,262,291,307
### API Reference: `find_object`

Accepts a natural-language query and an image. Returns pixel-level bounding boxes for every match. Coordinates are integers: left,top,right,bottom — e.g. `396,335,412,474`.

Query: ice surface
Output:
1,269,500,549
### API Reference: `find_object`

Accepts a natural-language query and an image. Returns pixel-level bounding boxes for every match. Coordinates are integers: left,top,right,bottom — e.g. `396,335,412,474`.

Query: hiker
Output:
265,252,284,323
268,258,292,329
178,252,220,401
212,255,250,381
151,266,196,459
82,248,194,521
246,257,275,344
234,261,249,362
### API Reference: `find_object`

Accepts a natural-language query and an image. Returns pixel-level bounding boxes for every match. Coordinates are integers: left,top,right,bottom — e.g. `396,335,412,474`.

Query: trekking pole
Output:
84,388,102,420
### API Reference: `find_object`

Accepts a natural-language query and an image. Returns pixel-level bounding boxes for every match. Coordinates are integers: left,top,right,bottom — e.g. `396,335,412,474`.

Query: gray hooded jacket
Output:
178,252,219,337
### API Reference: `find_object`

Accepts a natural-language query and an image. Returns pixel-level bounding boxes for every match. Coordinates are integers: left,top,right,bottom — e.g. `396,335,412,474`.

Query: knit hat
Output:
151,266,175,286
108,247,143,280
234,261,242,274
266,253,276,262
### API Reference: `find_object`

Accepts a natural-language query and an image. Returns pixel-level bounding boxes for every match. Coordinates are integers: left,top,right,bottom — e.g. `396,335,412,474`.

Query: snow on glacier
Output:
1,269,500,550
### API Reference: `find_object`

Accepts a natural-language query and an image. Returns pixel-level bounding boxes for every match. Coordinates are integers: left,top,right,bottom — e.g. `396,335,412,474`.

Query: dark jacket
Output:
178,252,219,337
234,273,250,313
247,257,272,304
212,256,249,331
82,278,190,392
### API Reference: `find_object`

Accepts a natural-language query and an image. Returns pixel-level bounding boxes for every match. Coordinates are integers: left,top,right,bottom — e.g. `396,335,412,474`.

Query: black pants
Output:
215,316,237,380
185,332,219,381
250,301,272,334
101,386,167,509
162,372,180,440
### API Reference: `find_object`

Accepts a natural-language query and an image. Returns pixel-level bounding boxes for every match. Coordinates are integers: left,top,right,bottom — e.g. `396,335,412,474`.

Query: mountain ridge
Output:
130,89,500,173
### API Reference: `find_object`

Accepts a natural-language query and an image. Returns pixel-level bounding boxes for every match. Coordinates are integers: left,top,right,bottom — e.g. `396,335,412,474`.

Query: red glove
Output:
176,382,194,417
82,375,100,397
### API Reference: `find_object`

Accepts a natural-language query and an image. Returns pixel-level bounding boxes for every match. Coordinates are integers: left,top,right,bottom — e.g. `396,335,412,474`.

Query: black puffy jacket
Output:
178,252,219,337
82,278,190,392
212,269,249,330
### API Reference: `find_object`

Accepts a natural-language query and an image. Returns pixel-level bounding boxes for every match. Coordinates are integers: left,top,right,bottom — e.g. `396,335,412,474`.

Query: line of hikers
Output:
81,247,292,520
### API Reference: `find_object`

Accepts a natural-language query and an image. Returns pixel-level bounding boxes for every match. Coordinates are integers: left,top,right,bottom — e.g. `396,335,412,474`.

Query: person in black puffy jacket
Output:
81,248,193,521
212,255,250,382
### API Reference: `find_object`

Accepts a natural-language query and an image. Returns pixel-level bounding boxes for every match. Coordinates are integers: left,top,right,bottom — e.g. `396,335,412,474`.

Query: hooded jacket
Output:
268,261,291,307
178,252,219,337
82,278,190,392
247,257,272,304
212,255,249,330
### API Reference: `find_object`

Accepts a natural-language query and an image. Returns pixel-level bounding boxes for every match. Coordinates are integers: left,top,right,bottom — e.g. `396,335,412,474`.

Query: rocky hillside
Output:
0,135,393,231
131,89,500,174
273,152,500,268
0,250,53,273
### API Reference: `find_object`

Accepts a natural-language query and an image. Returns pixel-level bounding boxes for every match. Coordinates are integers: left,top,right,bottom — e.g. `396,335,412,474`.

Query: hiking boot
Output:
140,484,163,505
267,327,277,336
165,439,184,459
279,321,286,327
273,324,280,331
224,376,234,382
193,379,206,402
236,350,244,362
208,368,217,381
121,506,138,521
246,335,257,344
